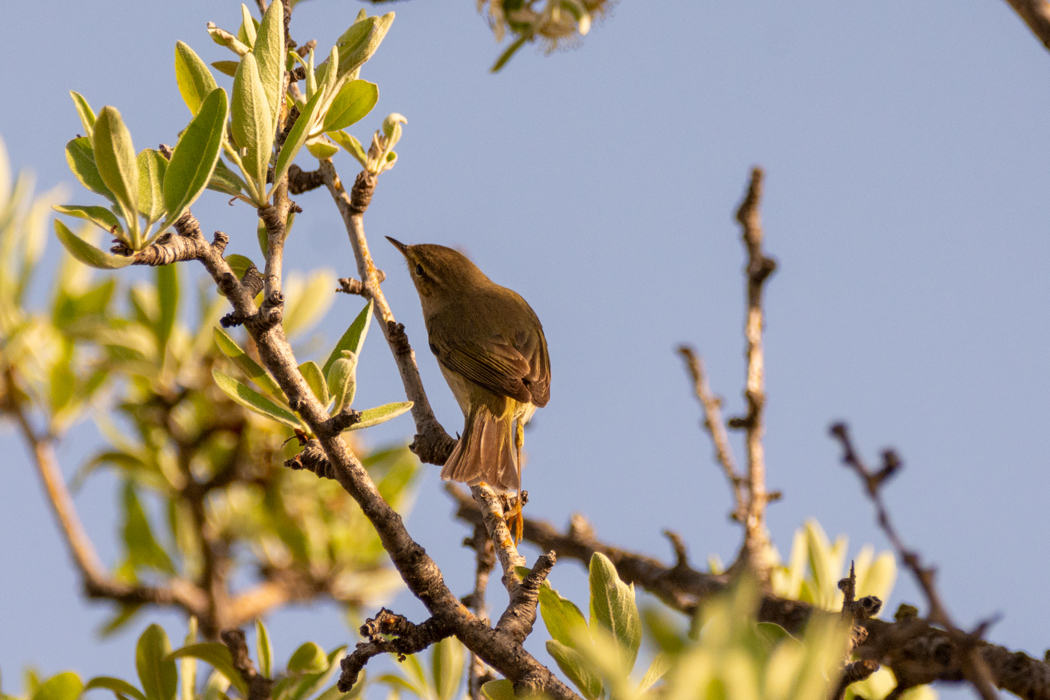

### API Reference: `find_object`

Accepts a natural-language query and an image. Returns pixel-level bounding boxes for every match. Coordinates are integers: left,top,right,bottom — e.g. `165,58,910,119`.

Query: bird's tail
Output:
440,404,518,492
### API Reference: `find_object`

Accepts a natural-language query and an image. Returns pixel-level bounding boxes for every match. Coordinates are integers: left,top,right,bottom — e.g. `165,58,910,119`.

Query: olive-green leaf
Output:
65,137,114,202
53,205,123,236
155,264,178,355
589,552,642,672
540,584,588,649
163,88,228,228
299,360,329,406
123,482,177,575
225,254,257,281
287,642,328,674
322,80,378,133
84,677,147,700
32,673,83,700
254,0,285,126
328,130,368,168
271,86,325,193
70,91,96,139
212,369,302,429
256,619,274,678
93,106,140,242
546,641,602,700
231,53,272,196
322,300,372,375
211,60,239,77
345,401,413,432
239,4,257,48
166,645,249,699
174,41,218,115
480,680,515,700
207,159,246,196
326,353,357,415
431,637,463,700
136,624,177,700
213,327,285,400
54,219,133,269
137,149,167,225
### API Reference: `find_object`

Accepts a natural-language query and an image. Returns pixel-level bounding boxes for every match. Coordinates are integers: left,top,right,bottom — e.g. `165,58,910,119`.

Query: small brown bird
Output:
388,238,550,538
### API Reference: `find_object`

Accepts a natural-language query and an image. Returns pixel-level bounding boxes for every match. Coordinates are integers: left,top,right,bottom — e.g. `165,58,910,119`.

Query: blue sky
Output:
2,2,1049,698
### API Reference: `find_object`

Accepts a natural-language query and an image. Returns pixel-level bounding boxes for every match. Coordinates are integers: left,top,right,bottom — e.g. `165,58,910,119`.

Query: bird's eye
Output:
415,264,424,276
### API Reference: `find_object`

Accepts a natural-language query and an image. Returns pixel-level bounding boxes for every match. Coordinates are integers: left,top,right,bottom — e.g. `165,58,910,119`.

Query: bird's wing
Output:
517,325,550,408
435,338,534,404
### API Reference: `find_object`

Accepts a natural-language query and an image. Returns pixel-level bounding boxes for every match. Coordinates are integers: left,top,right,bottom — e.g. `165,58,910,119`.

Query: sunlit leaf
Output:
53,205,123,236
54,219,133,269
212,369,302,429
253,0,285,127
31,673,83,700
122,482,176,575
163,88,228,228
70,91,96,139
540,583,588,649
231,53,272,198
93,106,140,245
322,80,378,133
213,327,285,400
136,624,177,700
256,619,274,678
166,645,248,698
299,360,329,406
84,677,147,700
322,300,372,375
546,641,602,700
271,86,325,193
174,41,218,115
345,402,413,431
137,149,167,225
589,552,642,672
65,137,115,202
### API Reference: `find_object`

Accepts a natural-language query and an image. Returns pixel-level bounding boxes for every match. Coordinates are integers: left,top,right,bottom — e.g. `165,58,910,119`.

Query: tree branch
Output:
1003,0,1050,52
317,160,456,465
339,610,451,691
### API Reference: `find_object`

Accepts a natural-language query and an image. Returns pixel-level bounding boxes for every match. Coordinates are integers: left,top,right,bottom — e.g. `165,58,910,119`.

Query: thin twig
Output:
829,423,1000,700
676,346,746,522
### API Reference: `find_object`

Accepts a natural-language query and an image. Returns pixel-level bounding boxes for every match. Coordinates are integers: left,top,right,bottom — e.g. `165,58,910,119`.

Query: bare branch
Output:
829,423,1000,700
339,610,452,692
221,629,274,700
677,345,746,522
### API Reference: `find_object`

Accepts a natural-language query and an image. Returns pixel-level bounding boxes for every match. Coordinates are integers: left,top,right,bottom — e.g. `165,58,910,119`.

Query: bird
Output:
387,238,550,541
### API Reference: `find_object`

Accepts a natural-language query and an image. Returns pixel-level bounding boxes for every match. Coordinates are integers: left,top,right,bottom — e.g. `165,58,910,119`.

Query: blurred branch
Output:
448,484,1050,698
221,629,274,700
317,161,456,466
462,524,497,699
727,166,778,578
676,346,746,523
829,423,1000,700
1003,0,1050,52
831,564,882,700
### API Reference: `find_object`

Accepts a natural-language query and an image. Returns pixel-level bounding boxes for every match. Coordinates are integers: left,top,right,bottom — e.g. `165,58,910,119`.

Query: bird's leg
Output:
512,420,525,544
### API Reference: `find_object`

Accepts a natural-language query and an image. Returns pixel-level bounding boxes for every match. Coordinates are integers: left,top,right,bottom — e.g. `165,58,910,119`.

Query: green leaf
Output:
163,88,228,227
588,552,642,672
98,603,144,637
213,327,285,400
137,149,167,225
328,130,367,168
54,219,133,269
84,677,147,700
345,401,413,431
93,106,140,245
65,137,115,202
271,86,325,192
287,642,327,674
480,680,515,700
283,271,336,337
322,300,372,375
546,641,602,700
155,264,178,355
212,369,302,429
331,13,394,81
166,645,249,699
299,360,329,406
181,619,199,700
70,91,96,139
225,254,257,281
326,352,357,415
174,41,218,115
207,159,246,196
305,135,338,160
539,584,588,649
431,638,463,700
211,60,240,78
239,4,258,48
256,619,274,678
122,482,177,575
322,80,378,133
53,205,124,236
231,53,273,198
254,0,285,127
136,624,177,700
31,673,83,700
637,653,672,693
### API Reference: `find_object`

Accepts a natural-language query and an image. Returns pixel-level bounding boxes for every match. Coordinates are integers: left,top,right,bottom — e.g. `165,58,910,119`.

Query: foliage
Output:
478,0,612,72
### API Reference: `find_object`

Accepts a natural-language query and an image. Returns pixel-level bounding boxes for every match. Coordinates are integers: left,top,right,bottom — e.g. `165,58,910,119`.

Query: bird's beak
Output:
386,236,409,257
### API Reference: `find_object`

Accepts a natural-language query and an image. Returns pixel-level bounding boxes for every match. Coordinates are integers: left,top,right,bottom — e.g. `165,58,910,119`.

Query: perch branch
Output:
317,160,455,465
222,629,274,700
